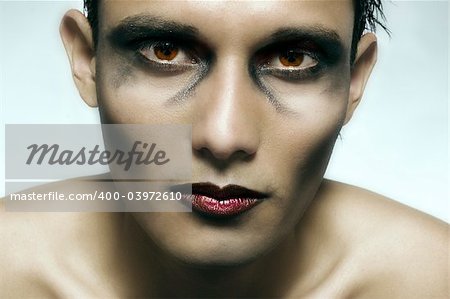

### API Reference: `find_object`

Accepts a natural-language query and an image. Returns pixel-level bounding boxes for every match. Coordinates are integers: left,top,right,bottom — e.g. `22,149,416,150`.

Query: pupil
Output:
161,43,174,56
287,50,298,62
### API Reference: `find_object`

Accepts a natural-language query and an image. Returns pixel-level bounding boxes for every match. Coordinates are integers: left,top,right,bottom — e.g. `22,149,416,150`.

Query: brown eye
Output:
153,42,179,61
279,50,304,67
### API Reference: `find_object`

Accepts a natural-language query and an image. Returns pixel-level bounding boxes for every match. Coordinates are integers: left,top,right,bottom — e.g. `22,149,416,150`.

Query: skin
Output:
0,1,448,298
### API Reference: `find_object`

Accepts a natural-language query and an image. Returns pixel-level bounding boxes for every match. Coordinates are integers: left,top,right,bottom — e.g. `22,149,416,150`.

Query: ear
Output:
60,9,97,107
344,33,378,125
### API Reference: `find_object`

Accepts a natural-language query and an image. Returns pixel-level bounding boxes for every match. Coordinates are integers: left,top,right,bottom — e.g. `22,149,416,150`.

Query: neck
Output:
119,214,304,298
160,235,302,297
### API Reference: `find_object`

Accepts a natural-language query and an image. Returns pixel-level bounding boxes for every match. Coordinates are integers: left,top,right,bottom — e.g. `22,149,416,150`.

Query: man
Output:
1,1,448,298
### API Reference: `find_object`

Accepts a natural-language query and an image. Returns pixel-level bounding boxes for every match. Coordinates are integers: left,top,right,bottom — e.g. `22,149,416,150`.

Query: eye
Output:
138,41,196,65
273,49,318,69
254,43,325,81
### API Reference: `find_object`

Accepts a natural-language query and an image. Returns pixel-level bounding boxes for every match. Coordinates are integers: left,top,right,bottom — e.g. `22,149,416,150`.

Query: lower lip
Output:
183,194,262,218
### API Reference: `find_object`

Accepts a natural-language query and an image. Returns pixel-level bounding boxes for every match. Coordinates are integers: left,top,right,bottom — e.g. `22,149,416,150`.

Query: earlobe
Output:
344,33,378,125
60,9,98,107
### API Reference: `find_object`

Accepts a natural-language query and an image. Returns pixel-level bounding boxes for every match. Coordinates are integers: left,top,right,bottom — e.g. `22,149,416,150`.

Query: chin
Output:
133,212,283,268
173,241,269,268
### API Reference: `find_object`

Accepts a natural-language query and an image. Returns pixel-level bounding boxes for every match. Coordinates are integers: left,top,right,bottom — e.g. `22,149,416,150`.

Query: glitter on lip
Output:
180,183,269,218
190,194,261,217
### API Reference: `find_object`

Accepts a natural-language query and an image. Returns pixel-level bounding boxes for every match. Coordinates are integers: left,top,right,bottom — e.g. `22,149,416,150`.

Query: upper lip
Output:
172,182,269,201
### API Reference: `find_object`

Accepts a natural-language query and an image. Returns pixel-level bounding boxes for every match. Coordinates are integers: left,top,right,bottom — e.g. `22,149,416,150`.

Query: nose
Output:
192,56,262,163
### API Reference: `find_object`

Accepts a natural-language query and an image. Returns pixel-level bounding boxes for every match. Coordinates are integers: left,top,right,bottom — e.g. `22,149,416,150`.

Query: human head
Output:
60,0,383,267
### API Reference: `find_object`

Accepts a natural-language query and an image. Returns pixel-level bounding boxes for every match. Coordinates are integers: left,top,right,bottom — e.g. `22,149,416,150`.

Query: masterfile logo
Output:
26,141,170,171
6,124,191,180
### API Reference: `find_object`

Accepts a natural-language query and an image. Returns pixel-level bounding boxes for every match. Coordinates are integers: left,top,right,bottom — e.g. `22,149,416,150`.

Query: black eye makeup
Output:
111,36,209,74
107,15,345,86
251,28,345,83
133,39,203,73
107,15,211,75
253,42,324,81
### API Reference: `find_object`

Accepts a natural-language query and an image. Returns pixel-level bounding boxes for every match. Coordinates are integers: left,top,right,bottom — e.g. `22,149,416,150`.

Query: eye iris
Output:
279,50,304,67
154,42,178,61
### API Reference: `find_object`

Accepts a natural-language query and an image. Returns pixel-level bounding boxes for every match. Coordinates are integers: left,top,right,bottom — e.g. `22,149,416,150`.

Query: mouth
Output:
172,182,269,218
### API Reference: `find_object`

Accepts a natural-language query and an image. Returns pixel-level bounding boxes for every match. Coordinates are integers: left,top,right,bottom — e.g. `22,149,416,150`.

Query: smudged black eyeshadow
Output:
107,14,212,77
107,14,201,48
111,36,209,76
106,15,347,111
111,63,134,89
250,27,345,84
105,14,213,103
247,27,346,112
263,27,345,64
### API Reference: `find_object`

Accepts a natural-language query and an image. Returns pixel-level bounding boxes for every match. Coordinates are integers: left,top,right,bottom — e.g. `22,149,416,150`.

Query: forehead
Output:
99,0,354,49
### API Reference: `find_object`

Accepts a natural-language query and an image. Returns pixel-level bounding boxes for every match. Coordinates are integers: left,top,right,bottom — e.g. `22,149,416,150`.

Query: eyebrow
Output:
107,14,346,60
107,14,200,45
268,26,342,45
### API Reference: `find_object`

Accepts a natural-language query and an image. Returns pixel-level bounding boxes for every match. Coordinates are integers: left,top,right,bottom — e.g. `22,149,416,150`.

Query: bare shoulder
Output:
315,180,449,298
0,174,120,298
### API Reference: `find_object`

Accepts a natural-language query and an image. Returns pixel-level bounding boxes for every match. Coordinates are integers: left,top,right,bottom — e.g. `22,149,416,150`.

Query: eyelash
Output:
129,38,326,81
134,40,200,72
255,43,327,81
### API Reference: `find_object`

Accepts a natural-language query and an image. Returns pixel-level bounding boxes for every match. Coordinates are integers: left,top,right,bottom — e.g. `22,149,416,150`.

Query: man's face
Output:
89,0,358,265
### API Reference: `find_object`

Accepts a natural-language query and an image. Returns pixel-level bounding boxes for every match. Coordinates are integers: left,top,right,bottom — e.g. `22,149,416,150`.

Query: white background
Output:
1,1,448,222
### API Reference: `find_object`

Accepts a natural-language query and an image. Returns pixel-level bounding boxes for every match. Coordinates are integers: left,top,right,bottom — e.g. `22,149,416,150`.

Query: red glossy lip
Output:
182,183,268,218
188,194,261,217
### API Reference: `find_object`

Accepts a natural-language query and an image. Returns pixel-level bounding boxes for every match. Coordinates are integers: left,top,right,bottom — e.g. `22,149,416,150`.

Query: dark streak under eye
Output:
166,62,210,105
248,65,284,112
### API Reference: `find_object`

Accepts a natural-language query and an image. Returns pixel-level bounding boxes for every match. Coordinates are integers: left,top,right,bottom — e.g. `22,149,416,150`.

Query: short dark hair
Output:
83,0,387,63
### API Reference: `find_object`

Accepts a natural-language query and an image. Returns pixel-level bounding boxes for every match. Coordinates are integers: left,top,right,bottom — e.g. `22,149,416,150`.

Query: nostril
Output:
192,121,261,164
194,143,239,161
193,146,256,170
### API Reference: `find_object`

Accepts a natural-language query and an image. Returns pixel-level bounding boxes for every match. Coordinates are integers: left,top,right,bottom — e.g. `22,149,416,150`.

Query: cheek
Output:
260,81,349,197
264,68,350,162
